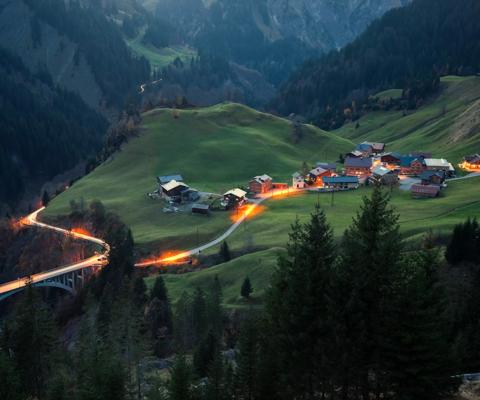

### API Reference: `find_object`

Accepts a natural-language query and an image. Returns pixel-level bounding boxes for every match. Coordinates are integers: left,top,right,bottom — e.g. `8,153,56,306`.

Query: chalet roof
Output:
309,167,328,176
420,170,445,180
424,158,455,171
356,143,373,152
347,150,364,158
399,156,419,167
409,151,432,159
192,203,210,210
372,166,394,177
161,180,189,192
381,152,402,160
224,188,247,198
292,172,303,179
316,162,337,170
252,174,272,183
345,157,373,168
158,174,183,184
411,184,440,195
323,176,359,184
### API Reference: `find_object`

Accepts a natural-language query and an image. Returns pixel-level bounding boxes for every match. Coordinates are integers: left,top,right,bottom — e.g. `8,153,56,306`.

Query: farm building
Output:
161,180,189,198
460,154,480,171
420,171,446,186
316,162,337,173
249,174,273,194
411,184,440,199
308,167,331,185
192,203,210,215
181,188,200,203
370,166,399,185
292,172,307,189
424,158,455,175
223,188,247,209
399,156,425,176
323,176,360,190
381,152,402,165
355,142,385,156
346,150,363,158
345,157,373,177
157,174,184,185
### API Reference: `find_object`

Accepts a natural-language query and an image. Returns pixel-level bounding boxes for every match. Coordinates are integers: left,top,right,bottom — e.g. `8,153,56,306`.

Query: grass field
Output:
146,247,283,308
336,76,480,163
45,103,353,252
126,31,196,70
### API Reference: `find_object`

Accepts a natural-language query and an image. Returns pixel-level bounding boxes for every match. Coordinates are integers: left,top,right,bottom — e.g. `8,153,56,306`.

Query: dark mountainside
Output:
271,0,480,129
0,0,150,210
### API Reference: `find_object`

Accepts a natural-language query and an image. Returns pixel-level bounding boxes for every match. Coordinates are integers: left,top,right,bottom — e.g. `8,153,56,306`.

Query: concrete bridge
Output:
0,208,109,301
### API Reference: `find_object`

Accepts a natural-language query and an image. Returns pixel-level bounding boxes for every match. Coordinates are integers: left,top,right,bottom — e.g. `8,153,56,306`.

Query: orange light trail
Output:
230,204,266,223
135,250,191,268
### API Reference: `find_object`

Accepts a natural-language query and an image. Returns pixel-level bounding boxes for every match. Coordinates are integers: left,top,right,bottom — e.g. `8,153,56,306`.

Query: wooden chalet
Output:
161,180,189,198
249,174,273,194
424,158,455,176
316,162,337,173
420,171,446,186
381,152,402,165
346,150,363,158
223,188,247,209
292,172,307,189
399,156,425,176
192,203,210,215
344,157,373,177
308,167,331,186
370,166,399,186
411,184,440,199
157,174,184,185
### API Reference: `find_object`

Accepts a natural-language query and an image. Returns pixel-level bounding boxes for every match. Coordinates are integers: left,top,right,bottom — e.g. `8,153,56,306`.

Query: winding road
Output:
0,207,110,298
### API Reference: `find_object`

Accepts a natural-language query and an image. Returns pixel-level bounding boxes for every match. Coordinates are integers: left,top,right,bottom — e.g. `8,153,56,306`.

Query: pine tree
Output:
387,240,459,399
219,241,231,263
168,354,193,400
192,288,208,345
236,318,259,400
0,350,23,400
240,277,253,299
334,185,402,397
204,347,227,400
266,204,336,399
193,330,218,378
207,276,223,338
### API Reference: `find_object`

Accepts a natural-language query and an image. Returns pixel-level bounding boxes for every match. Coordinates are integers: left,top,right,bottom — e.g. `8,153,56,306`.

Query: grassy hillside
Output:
126,31,196,70
335,76,480,163
45,103,353,250
146,247,283,308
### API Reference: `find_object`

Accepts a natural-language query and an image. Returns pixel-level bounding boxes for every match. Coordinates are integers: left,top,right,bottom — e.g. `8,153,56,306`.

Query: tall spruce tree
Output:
236,317,260,400
387,239,459,399
168,354,193,400
266,204,335,399
333,185,402,398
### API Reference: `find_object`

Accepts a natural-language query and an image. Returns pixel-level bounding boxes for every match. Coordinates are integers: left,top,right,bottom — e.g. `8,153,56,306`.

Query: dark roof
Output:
409,151,432,159
192,203,210,210
411,184,440,195
316,162,337,170
420,170,445,180
399,156,419,167
347,150,364,157
381,152,402,160
323,176,359,184
158,174,183,184
356,143,373,152
465,154,480,163
345,157,373,168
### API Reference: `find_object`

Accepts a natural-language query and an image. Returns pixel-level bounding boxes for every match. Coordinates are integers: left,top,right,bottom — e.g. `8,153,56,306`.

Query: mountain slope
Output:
334,76,480,162
272,0,480,128
44,103,353,249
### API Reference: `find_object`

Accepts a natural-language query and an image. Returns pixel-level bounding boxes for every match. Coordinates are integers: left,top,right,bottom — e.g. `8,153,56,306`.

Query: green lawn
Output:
146,247,283,308
336,76,480,163
126,31,196,70
45,103,353,252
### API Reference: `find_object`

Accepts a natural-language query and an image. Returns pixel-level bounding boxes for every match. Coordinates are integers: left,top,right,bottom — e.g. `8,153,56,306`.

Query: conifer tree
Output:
236,317,259,400
334,185,402,397
41,190,50,206
193,330,219,377
266,204,336,399
0,350,23,400
219,241,231,263
207,276,223,338
168,354,193,400
240,277,253,299
204,347,227,400
387,239,459,399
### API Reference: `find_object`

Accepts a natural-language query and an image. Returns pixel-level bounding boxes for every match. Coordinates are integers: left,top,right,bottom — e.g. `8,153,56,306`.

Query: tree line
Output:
272,0,480,129
2,192,480,399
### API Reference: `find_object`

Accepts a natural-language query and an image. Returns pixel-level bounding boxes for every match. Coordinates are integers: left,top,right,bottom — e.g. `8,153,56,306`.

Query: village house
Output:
399,156,425,176
380,152,402,165
370,166,399,186
424,158,455,176
308,167,331,186
157,174,184,186
323,176,360,190
192,203,210,215
460,154,480,171
411,184,441,199
420,170,446,186
355,142,386,156
316,162,337,173
223,188,247,209
249,174,273,194
292,172,307,189
161,180,190,200
344,157,373,177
